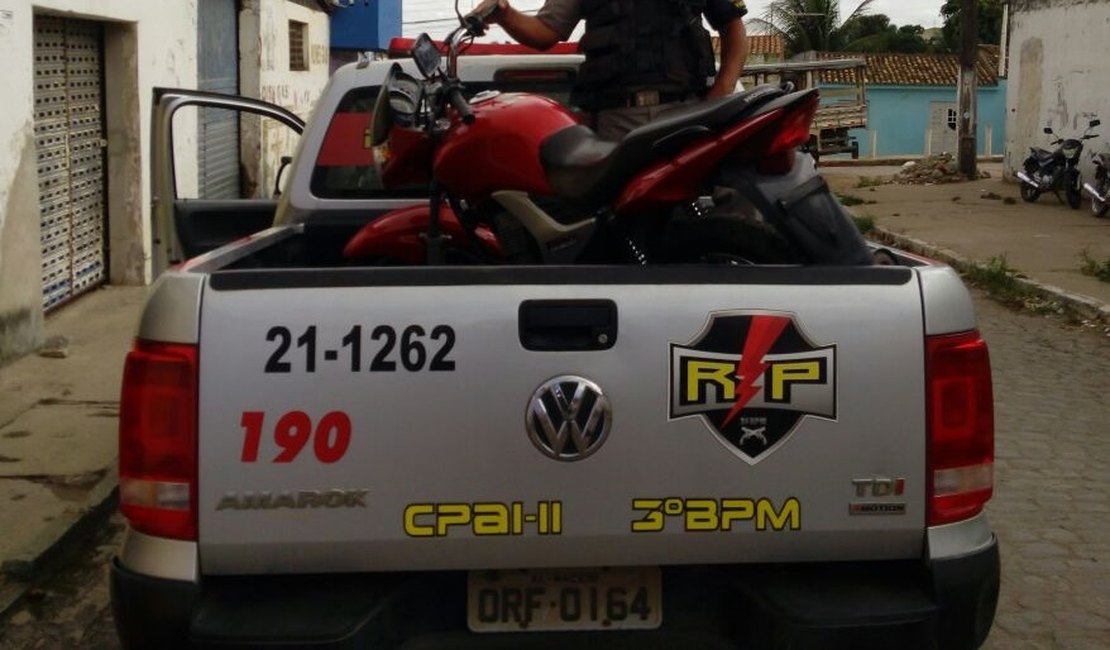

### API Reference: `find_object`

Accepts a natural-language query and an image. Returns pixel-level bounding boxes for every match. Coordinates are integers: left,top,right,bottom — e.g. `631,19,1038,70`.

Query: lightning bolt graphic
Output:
721,315,790,429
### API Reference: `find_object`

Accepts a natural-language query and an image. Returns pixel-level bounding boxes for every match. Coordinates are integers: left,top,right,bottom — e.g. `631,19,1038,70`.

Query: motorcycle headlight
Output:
1062,146,1079,159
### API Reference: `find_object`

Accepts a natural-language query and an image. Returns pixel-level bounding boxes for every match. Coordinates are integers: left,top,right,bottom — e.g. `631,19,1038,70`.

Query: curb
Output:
0,467,118,620
872,226,1110,326
821,155,1004,168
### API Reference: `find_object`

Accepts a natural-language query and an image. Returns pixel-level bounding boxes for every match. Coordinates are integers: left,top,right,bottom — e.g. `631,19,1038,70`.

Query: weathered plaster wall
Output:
0,6,43,363
240,0,328,198
0,127,44,365
0,0,198,363
1005,1,1110,180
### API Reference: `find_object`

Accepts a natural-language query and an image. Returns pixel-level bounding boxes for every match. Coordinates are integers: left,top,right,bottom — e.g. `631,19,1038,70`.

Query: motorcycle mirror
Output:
370,63,401,147
411,33,441,79
1091,119,1101,128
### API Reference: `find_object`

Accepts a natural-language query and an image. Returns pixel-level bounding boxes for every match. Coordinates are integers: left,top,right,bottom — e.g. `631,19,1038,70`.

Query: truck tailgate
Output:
197,266,926,575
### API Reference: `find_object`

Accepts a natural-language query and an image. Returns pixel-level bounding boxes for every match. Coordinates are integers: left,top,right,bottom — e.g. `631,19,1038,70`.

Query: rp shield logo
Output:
670,311,836,464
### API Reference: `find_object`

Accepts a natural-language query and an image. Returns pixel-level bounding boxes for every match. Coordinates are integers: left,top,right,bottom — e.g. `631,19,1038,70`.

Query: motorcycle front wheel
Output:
1066,172,1083,209
1091,179,1109,218
1020,183,1041,203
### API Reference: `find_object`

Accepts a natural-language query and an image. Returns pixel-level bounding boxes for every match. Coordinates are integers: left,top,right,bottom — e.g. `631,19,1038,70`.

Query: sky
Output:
401,1,950,39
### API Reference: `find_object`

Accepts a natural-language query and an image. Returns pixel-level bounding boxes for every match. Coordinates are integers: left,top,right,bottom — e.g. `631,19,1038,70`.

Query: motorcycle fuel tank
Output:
434,92,581,200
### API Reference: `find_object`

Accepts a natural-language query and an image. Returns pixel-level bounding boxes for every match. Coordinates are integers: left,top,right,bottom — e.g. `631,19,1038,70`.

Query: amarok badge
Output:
670,311,836,464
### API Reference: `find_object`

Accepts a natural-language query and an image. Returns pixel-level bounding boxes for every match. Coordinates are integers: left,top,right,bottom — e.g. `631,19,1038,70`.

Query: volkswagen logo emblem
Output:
526,376,612,461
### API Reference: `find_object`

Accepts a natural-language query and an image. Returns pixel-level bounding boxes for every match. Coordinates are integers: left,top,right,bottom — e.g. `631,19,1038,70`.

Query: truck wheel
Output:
1020,184,1041,203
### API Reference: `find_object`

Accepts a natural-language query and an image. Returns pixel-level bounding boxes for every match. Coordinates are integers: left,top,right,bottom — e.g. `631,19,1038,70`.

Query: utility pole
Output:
957,0,979,178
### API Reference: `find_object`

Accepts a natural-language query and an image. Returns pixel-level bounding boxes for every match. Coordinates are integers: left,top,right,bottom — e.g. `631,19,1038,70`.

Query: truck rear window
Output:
310,87,404,199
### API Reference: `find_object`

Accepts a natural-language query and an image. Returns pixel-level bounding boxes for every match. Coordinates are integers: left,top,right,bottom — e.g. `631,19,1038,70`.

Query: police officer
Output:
476,0,748,140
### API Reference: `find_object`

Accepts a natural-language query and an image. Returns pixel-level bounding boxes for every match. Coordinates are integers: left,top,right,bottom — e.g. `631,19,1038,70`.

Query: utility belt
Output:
589,89,699,111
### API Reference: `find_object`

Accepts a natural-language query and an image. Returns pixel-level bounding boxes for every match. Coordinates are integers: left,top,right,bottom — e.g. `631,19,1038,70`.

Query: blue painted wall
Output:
823,80,1008,158
330,0,402,50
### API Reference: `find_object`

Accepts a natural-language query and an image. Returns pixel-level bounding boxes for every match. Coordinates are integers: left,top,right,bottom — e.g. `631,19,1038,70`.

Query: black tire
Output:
1091,179,1109,218
1066,171,1083,209
804,135,820,166
1020,183,1041,203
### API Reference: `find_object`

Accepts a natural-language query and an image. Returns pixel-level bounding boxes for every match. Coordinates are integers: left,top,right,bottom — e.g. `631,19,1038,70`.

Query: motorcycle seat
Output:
539,85,787,207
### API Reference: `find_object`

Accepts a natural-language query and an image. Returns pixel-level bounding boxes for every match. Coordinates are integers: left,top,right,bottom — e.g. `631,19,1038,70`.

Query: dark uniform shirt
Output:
537,0,747,41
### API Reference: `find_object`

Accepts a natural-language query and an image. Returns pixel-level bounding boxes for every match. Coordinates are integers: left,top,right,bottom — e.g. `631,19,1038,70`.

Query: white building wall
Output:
1004,0,1110,180
0,0,199,362
241,0,329,197
0,0,328,363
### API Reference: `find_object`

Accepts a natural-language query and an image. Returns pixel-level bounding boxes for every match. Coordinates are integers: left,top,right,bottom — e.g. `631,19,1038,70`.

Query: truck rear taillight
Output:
925,331,994,526
119,340,198,540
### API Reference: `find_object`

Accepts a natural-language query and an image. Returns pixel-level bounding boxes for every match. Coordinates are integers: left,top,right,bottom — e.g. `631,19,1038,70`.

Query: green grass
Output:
837,192,878,207
1080,249,1110,282
851,214,875,235
964,255,1030,305
856,176,884,188
837,192,866,206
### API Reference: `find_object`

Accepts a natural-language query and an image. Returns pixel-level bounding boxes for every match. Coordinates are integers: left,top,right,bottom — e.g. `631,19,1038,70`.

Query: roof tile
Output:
813,46,1000,87
713,34,785,57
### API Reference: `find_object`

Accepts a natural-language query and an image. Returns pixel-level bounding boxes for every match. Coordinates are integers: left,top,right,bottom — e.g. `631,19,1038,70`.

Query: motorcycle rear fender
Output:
341,203,503,263
613,90,819,215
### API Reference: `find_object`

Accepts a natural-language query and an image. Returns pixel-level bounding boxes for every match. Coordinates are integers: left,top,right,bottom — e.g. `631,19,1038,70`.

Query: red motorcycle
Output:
344,5,872,267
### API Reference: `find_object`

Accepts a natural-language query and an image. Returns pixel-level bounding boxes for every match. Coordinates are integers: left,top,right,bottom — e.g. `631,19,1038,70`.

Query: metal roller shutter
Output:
33,15,107,311
197,0,241,199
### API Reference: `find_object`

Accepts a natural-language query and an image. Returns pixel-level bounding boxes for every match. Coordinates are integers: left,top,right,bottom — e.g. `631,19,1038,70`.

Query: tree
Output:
750,0,876,56
839,14,891,46
840,15,930,53
939,0,1004,51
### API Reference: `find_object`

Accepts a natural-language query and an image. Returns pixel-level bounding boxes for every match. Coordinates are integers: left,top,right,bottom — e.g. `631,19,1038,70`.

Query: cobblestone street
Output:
976,297,1110,650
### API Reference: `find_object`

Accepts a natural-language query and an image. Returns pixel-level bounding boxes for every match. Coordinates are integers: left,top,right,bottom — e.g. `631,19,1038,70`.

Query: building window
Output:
947,108,958,131
289,20,308,71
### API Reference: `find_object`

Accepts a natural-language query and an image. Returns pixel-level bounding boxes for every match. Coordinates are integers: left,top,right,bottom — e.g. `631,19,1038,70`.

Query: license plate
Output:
467,566,662,632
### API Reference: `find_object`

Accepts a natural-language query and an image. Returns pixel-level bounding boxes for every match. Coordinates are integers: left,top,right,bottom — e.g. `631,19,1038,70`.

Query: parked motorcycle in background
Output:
1084,149,1110,218
1016,118,1100,209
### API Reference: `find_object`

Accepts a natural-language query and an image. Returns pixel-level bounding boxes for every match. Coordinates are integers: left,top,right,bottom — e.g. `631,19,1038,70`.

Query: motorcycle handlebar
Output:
462,3,500,37
447,85,475,124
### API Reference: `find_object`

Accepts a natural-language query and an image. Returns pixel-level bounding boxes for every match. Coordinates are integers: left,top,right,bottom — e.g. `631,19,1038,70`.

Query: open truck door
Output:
150,88,305,276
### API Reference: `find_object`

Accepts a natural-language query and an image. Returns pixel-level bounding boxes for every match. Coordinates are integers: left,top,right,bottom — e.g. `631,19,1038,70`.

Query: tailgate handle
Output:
519,300,617,351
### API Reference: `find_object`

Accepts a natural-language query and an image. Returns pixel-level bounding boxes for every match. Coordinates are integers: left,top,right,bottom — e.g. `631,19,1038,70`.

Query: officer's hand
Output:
471,0,509,24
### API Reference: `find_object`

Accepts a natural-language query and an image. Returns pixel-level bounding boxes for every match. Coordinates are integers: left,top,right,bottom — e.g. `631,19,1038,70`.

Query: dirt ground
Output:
820,162,1110,308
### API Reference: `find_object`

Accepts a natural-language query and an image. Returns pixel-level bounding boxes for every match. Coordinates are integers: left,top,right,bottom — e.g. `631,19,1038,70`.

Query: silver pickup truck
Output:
110,54,999,649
